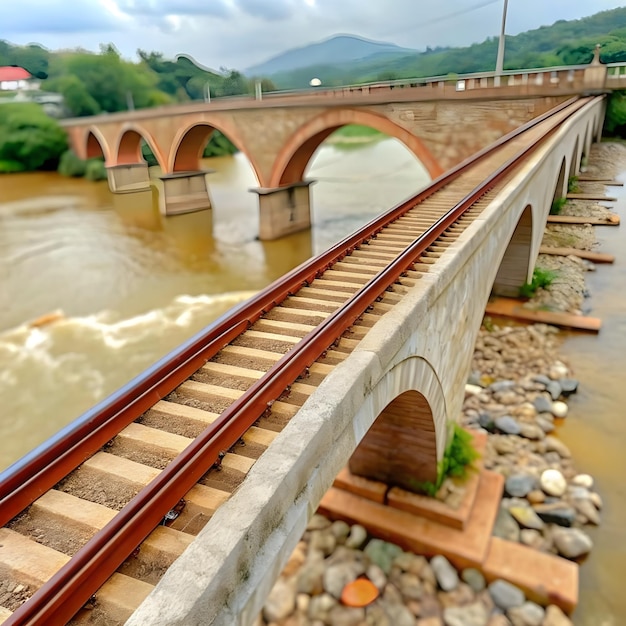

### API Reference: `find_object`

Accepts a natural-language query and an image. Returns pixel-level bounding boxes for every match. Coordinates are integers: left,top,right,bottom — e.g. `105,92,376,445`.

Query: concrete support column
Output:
156,171,213,216
253,181,314,241
106,163,150,193
583,44,607,93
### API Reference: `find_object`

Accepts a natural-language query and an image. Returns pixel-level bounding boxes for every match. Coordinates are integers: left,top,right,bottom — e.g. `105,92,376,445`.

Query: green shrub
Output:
567,176,580,193
519,267,557,298
409,423,479,496
58,150,87,177
550,197,567,215
85,159,107,181
0,159,26,173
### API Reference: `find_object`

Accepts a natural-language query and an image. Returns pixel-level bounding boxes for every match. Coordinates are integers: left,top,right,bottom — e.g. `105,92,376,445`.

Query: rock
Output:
493,506,520,542
519,424,545,440
536,416,555,433
385,602,416,626
509,506,545,530
572,473,594,489
263,577,296,622
364,539,403,574
307,514,331,531
307,593,337,622
533,503,576,527
461,568,486,593
533,395,553,414
487,616,513,626
526,490,545,505
366,564,388,591
590,492,603,510
543,604,574,626
309,529,336,556
366,603,393,626
296,560,325,595
520,529,543,549
398,572,423,601
331,520,351,543
488,579,525,610
553,528,593,559
431,555,459,591
478,412,495,432
328,605,365,626
490,380,516,393
532,374,551,386
466,384,484,396
493,436,517,455
394,552,428,577
552,401,568,418
345,524,368,549
507,601,545,626
546,381,562,400
544,436,571,458
417,617,444,626
505,474,536,498
323,561,365,599
495,416,522,436
559,379,579,396
540,469,567,497
549,362,569,380
443,601,489,626
572,498,601,525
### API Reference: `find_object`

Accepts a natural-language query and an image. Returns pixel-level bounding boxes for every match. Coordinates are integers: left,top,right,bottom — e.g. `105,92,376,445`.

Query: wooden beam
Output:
485,298,601,332
547,215,619,225
566,193,617,201
577,177,623,186
538,246,615,263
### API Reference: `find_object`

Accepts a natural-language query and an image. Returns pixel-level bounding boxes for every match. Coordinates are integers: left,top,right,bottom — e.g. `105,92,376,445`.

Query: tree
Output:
0,103,67,171
46,75,100,117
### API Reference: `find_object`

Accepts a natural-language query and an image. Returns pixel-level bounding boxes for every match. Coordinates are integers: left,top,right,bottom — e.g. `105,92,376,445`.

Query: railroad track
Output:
0,96,594,625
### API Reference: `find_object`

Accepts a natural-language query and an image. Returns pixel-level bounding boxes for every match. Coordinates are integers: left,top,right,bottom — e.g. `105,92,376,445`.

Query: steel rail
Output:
3,95,595,626
0,95,582,527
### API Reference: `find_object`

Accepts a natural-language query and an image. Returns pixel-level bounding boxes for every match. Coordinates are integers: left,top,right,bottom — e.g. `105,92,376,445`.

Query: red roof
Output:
0,67,32,81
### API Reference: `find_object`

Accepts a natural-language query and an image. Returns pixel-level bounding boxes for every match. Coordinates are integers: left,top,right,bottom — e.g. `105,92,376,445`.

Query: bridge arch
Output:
269,109,443,188
84,127,111,163
349,355,447,488
169,120,261,183
569,137,580,180
115,124,166,170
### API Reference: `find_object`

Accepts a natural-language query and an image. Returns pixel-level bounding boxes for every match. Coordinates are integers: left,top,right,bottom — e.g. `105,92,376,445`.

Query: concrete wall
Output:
125,98,604,626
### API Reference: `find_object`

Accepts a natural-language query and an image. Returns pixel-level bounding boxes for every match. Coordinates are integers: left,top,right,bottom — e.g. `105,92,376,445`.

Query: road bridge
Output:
60,51,613,239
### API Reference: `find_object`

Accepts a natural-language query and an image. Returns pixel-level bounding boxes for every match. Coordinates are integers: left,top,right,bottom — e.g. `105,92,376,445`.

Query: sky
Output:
1,0,624,72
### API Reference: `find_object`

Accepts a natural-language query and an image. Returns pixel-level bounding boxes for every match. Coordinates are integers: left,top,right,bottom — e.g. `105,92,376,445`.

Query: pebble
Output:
543,604,574,626
533,395,553,414
540,469,567,497
551,401,569,418
546,381,562,400
508,601,545,626
494,416,522,436
572,473,593,489
345,524,368,549
552,528,593,559
263,577,296,622
323,561,364,598
431,555,459,592
549,362,569,380
443,601,489,626
488,579,525,610
461,568,486,593
508,505,545,530
558,378,579,396
544,436,571,458
505,473,536,498
572,498,601,525
364,539,403,574
533,503,576,527
519,423,544,440
493,506,520,542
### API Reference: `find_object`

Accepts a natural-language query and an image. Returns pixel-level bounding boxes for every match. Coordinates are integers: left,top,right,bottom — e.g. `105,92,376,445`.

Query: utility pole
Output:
494,0,509,87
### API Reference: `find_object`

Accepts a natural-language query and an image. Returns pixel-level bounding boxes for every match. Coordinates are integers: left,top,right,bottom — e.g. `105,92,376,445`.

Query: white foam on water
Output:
0,291,256,470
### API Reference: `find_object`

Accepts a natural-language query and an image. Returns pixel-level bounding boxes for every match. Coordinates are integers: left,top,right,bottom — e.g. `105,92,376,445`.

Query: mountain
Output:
245,35,418,77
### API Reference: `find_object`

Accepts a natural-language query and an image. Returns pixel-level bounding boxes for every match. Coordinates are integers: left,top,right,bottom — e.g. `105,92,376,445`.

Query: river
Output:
0,137,429,470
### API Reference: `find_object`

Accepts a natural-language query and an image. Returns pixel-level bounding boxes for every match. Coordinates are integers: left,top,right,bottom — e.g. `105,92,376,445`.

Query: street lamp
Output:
495,0,509,87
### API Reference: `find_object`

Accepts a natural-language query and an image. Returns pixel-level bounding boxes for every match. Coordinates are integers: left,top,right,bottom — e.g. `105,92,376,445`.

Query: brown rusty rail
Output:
0,95,592,625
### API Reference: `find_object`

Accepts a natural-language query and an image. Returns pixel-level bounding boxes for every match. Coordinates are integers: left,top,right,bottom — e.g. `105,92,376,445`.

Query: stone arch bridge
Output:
61,59,609,239
120,96,605,625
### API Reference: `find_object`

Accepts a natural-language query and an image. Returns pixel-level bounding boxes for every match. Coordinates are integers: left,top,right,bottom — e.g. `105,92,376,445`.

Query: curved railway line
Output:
0,96,595,625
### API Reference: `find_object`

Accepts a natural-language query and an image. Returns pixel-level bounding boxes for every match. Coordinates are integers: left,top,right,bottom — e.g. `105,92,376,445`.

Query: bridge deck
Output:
0,97,595,625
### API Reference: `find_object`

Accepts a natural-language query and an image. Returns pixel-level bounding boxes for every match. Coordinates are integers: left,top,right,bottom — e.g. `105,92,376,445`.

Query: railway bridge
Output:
60,52,614,239
0,95,606,625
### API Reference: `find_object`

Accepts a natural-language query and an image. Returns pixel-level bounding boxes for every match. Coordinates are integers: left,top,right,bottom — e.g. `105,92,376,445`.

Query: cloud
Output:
0,0,118,33
114,0,232,18
234,0,298,21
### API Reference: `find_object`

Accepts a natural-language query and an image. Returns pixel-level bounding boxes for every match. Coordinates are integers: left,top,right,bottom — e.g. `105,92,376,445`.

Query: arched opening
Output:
552,156,568,210
568,137,579,180
349,389,438,488
116,128,164,169
170,122,260,184
85,130,107,161
492,204,534,297
270,109,442,188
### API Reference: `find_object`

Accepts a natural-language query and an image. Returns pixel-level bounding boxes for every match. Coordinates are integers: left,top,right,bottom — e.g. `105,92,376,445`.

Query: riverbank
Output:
257,142,625,626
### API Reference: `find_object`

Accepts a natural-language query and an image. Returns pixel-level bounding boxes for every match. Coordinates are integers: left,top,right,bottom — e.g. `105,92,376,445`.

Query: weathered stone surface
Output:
296,560,325,595
364,539,403,574
488,579,525,610
508,601,545,626
509,505,545,530
495,416,522,436
431,556,459,592
505,473,536,498
533,503,576,527
533,395,553,414
323,561,365,599
493,506,520,542
461,568,486,593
